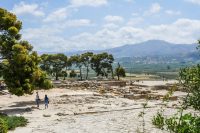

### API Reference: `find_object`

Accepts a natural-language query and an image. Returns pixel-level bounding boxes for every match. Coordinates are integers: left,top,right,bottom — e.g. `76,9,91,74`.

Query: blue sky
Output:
1,0,200,52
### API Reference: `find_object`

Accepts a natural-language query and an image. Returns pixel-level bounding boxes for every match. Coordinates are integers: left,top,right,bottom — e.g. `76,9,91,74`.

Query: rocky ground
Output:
0,80,187,133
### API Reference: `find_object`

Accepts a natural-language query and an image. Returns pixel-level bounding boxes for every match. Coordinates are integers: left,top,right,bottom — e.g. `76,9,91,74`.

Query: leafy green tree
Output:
40,54,52,74
115,63,126,80
0,8,51,96
40,54,67,80
81,52,93,80
69,70,77,78
61,71,68,80
69,55,84,80
91,52,114,78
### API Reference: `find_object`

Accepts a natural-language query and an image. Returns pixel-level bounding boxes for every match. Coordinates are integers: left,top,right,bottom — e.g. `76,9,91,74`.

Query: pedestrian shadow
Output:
0,100,44,115
0,108,31,115
9,100,44,108
8,101,37,107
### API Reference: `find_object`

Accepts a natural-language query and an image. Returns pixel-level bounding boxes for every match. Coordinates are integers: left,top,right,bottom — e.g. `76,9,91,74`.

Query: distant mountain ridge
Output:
38,40,197,58
64,40,197,58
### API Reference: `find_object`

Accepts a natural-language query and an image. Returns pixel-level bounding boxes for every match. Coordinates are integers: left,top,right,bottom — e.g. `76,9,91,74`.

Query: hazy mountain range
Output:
63,40,198,58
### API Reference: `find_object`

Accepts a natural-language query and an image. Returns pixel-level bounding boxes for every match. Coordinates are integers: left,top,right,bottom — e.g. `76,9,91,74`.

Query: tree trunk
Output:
105,73,108,78
111,67,114,79
86,66,89,80
63,67,67,80
79,67,82,80
102,69,106,78
117,75,119,80
56,73,58,80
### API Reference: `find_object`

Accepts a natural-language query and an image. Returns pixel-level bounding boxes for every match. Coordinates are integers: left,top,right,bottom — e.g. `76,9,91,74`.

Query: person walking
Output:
44,94,49,109
35,92,40,108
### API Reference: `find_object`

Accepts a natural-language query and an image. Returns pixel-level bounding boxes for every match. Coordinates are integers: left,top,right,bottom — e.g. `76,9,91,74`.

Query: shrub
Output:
152,59,200,133
175,114,200,133
152,111,165,130
152,113,200,133
5,116,28,130
179,66,200,110
41,79,53,89
0,115,28,131
0,118,8,133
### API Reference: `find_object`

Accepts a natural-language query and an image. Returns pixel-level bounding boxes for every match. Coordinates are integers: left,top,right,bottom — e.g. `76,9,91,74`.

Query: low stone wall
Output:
152,85,169,90
102,81,126,87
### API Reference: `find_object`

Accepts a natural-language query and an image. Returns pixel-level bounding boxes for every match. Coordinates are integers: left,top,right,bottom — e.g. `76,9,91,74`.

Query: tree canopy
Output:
91,52,114,78
40,54,68,80
115,63,126,80
0,8,51,96
80,52,93,80
69,54,84,80
40,52,115,80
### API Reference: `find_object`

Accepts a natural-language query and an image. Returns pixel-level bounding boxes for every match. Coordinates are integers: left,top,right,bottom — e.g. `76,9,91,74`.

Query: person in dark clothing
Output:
44,94,49,109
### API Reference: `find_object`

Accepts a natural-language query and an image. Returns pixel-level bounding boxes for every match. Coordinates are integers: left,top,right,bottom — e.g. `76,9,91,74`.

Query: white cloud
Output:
67,18,200,50
103,23,119,29
69,27,146,49
22,19,92,52
22,27,66,52
12,2,44,17
104,15,124,23
143,18,200,43
43,8,69,22
165,10,181,15
70,0,108,7
22,18,200,52
132,12,139,17
150,3,161,14
127,17,144,26
63,19,92,27
43,0,108,23
144,3,161,15
186,0,200,5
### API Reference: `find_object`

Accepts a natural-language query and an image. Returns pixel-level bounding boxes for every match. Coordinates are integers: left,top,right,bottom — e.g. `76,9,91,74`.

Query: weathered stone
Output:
169,96,178,101
25,107,32,112
99,88,106,94
88,106,94,109
43,114,51,117
152,85,169,90
133,94,148,100
56,113,68,116
102,81,126,87
124,94,134,99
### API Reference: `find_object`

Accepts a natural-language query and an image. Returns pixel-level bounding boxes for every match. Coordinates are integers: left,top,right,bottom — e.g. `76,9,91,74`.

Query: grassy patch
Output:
0,115,28,131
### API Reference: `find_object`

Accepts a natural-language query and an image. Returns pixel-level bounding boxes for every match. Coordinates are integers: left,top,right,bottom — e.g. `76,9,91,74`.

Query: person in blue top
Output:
44,94,49,109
